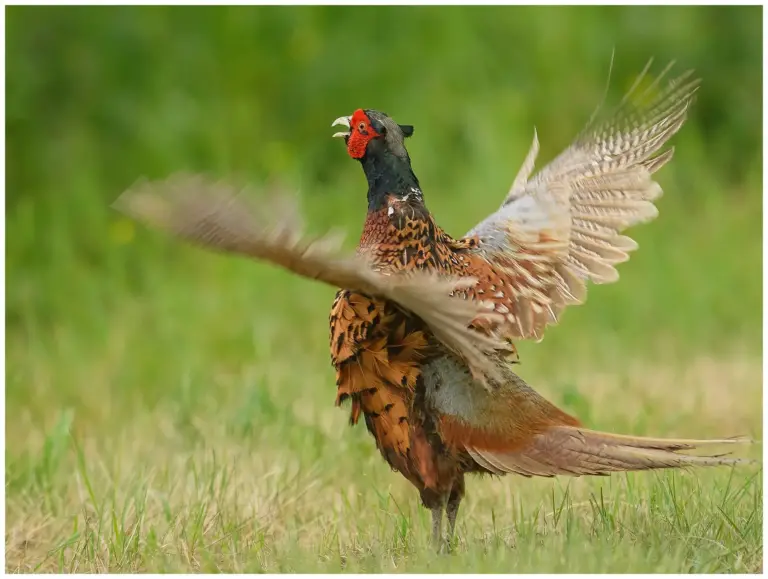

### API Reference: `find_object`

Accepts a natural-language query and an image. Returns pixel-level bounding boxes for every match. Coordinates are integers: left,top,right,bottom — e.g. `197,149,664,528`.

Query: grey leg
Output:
446,475,465,548
431,504,444,548
421,488,448,550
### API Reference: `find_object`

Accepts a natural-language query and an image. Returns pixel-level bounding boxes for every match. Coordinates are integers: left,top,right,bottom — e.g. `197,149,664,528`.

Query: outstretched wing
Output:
461,61,700,341
114,174,506,381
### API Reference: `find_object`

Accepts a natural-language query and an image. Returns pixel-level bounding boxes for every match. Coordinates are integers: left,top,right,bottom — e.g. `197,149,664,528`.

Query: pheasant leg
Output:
430,504,444,548
446,475,465,546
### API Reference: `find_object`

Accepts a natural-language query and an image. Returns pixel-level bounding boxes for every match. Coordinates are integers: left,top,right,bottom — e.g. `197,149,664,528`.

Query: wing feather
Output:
114,174,506,382
463,62,700,342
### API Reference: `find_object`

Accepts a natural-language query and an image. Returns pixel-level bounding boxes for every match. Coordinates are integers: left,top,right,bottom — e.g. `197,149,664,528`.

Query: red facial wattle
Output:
341,109,380,159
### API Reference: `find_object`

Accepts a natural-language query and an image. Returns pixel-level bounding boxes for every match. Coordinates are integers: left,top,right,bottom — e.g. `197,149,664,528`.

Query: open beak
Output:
331,115,351,138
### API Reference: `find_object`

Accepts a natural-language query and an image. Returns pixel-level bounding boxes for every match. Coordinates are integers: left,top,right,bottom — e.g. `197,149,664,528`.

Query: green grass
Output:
5,5,762,573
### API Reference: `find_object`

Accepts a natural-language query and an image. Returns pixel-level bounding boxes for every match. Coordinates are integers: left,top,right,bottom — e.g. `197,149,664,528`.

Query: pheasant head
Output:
332,109,414,160
332,109,420,209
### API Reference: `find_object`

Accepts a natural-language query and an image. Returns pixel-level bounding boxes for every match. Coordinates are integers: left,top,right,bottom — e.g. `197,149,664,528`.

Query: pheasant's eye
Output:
357,121,366,132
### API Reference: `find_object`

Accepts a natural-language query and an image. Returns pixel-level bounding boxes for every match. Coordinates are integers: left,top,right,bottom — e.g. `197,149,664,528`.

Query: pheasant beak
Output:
331,115,352,138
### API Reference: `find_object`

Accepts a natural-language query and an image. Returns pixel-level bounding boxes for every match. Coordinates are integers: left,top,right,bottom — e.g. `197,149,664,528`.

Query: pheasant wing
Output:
114,174,506,381
461,62,700,341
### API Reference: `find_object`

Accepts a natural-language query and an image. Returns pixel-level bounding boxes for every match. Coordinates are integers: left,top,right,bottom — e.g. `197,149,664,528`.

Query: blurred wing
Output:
463,61,700,341
114,174,506,381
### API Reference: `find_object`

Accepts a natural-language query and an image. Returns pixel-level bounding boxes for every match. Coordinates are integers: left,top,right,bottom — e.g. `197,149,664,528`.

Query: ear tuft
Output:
399,124,414,138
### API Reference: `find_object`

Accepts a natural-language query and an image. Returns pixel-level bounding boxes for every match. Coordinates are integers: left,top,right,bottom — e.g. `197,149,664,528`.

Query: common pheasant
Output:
116,62,751,549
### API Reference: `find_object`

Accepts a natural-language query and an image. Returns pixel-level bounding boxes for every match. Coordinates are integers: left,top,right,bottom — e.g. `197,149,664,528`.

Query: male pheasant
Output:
116,62,750,548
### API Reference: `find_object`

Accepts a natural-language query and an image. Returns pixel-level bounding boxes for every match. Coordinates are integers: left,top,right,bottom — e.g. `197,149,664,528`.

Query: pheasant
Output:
116,62,751,548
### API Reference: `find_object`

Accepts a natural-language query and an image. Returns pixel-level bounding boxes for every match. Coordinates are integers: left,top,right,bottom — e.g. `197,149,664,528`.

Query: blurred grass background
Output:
5,5,762,572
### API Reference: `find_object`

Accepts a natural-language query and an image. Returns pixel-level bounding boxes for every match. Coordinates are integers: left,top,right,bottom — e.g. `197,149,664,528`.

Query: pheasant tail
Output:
467,427,752,477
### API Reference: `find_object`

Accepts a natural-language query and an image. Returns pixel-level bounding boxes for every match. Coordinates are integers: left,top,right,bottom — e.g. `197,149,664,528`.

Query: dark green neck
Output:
360,148,422,211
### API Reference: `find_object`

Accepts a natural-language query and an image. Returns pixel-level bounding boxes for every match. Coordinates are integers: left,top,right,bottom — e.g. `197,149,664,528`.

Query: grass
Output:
5,353,762,572
5,5,762,573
